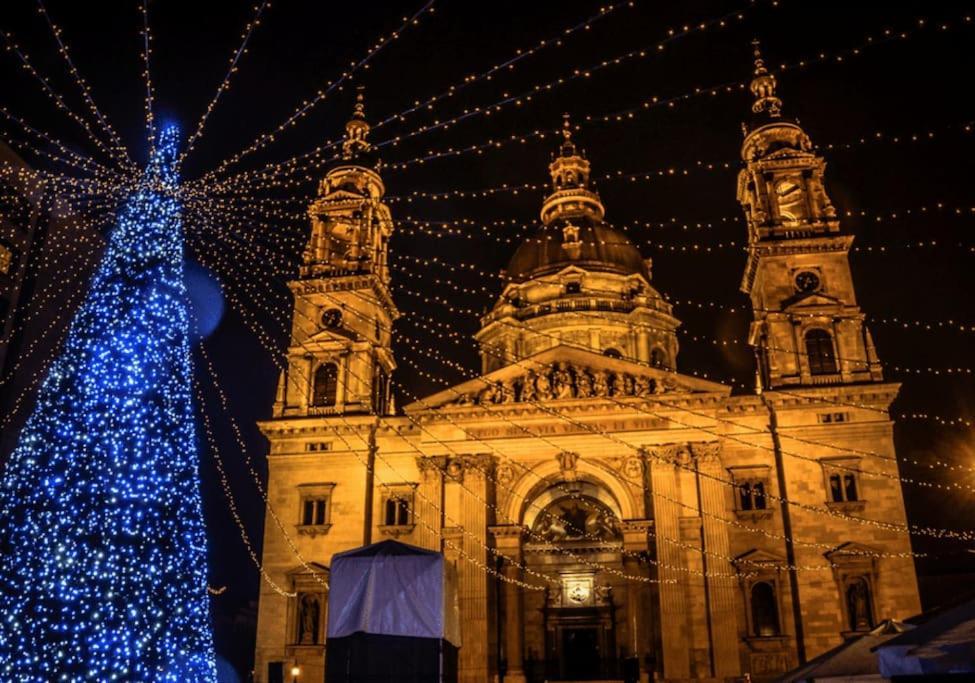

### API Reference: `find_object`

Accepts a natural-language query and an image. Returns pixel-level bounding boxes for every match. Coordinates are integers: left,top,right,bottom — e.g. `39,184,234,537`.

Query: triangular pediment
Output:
305,327,356,344
286,562,329,577
733,548,786,570
824,541,880,563
404,344,729,412
782,291,843,311
320,188,367,202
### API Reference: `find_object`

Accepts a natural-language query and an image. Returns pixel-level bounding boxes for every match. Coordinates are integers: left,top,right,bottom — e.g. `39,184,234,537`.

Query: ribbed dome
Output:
506,223,649,281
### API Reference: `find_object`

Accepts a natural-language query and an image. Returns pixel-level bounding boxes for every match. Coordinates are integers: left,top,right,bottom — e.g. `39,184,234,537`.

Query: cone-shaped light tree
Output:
0,126,217,682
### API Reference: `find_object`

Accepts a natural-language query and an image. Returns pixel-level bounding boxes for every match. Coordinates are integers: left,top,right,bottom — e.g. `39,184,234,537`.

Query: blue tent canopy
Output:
875,595,975,676
327,539,461,646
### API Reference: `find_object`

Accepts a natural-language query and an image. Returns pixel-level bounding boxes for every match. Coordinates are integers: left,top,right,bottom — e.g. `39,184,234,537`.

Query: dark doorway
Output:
561,626,600,679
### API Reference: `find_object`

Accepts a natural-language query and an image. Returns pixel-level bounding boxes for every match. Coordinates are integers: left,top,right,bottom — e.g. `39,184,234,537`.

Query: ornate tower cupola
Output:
341,91,372,161
540,115,606,226
737,42,882,390
274,91,398,417
476,118,680,374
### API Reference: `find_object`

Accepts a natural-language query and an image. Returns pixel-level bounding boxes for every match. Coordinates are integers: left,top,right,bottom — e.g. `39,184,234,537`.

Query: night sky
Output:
2,1,974,677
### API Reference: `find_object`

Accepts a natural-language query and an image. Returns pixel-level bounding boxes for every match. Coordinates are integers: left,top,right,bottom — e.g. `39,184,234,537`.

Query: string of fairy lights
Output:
34,0,134,168
189,184,975,500
180,196,973,389
0,27,131,170
199,0,438,183
1,0,973,630
178,1,272,165
189,260,936,574
191,0,747,194
181,195,968,533
185,246,868,589
175,211,975,552
180,193,974,485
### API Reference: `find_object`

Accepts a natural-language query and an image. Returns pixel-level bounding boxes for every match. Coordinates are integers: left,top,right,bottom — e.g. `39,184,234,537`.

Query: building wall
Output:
253,387,920,683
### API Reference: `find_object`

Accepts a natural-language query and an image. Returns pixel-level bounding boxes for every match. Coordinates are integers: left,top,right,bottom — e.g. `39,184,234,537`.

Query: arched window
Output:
750,581,780,637
846,577,873,631
603,348,622,359
650,347,667,368
805,329,837,375
312,363,338,407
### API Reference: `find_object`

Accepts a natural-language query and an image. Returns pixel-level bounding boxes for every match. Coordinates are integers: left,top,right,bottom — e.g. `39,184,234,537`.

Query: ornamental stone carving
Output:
448,361,674,407
622,456,645,480
556,451,579,480
532,495,621,543
646,441,722,468
496,463,516,487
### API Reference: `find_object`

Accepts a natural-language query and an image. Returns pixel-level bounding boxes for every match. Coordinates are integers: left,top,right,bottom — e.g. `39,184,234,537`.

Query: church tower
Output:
273,92,398,417
476,116,680,374
737,42,882,390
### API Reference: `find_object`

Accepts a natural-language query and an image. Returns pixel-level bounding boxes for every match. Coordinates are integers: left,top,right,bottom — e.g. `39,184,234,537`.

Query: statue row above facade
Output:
453,362,674,406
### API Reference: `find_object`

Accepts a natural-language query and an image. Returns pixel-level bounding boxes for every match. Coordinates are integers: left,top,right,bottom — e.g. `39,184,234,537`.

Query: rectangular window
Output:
379,484,417,535
738,481,768,511
729,467,772,517
302,498,328,526
306,441,332,452
823,459,861,504
296,483,335,535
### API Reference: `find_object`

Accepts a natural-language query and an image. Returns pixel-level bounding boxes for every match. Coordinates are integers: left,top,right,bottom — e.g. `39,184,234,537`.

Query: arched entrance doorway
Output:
521,483,625,681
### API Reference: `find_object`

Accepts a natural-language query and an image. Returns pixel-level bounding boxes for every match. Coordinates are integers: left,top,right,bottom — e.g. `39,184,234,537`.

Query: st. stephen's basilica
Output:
252,48,921,683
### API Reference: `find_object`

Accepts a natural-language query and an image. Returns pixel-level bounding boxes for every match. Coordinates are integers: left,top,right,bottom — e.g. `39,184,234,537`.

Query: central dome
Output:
505,222,649,282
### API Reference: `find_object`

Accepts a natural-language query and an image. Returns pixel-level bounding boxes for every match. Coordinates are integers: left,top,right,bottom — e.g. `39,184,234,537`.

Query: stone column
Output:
490,525,526,683
300,355,314,411
695,444,741,679
636,328,650,364
415,456,447,551
447,455,494,683
648,448,691,679
621,520,653,683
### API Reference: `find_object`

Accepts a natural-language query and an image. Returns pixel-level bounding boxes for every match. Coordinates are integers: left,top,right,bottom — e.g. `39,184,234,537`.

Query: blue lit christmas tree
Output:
0,126,217,682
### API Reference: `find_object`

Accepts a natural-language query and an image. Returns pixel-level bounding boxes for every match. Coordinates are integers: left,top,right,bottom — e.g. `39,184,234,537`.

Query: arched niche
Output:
501,457,638,529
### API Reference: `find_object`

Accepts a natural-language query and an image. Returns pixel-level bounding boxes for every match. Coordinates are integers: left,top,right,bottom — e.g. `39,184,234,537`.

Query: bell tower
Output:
273,91,398,416
737,42,882,390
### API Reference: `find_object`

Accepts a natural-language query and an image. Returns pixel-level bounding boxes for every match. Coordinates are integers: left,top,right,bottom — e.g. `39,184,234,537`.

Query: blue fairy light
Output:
0,125,217,682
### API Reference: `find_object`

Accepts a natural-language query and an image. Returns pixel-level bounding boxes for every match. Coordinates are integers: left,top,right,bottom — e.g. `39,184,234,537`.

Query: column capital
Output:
441,526,464,560
488,524,527,553
621,518,653,550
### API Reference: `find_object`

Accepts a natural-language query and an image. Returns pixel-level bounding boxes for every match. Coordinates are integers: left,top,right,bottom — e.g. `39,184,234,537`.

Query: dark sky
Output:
2,0,974,677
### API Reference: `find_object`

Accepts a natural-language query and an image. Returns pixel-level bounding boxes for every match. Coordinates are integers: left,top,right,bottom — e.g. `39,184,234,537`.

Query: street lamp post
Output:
290,665,300,683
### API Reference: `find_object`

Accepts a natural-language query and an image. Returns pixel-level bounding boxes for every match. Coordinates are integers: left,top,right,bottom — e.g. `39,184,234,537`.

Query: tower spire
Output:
559,112,576,156
750,39,783,118
540,116,604,226
342,86,372,160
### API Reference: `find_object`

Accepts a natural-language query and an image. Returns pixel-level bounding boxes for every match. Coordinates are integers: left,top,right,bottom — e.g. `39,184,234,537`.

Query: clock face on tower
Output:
794,270,821,293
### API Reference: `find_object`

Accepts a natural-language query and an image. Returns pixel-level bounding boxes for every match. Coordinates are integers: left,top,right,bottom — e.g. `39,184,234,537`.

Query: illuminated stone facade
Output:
253,59,921,683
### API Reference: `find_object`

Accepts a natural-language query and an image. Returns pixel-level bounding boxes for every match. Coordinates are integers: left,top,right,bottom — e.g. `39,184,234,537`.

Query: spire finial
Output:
353,85,366,120
752,38,767,76
342,86,372,160
749,38,782,118
558,112,578,157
